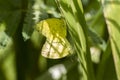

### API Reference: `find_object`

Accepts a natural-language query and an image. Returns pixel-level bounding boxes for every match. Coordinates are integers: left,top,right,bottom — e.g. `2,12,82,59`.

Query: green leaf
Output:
0,0,21,36
102,0,120,79
22,2,35,41
55,0,95,80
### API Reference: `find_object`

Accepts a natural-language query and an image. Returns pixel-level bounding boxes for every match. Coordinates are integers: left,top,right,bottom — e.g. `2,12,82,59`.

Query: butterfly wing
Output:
36,18,72,59
41,37,71,59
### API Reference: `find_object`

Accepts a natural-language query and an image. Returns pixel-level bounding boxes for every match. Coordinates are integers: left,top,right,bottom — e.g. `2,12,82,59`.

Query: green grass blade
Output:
55,0,95,80
102,1,120,79
96,40,117,80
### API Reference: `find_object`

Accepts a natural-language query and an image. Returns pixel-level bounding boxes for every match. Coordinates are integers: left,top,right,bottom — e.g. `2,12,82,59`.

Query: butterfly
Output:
36,18,72,59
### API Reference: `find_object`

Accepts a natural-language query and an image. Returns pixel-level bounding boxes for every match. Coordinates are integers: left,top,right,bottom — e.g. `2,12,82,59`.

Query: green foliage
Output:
55,0,95,80
102,0,120,79
0,0,120,80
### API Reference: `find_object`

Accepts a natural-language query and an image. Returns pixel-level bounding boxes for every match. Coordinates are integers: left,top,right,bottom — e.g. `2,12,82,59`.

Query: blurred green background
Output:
0,0,120,80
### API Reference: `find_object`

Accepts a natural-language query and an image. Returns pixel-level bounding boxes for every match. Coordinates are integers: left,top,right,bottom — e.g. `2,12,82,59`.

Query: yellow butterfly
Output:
36,18,72,59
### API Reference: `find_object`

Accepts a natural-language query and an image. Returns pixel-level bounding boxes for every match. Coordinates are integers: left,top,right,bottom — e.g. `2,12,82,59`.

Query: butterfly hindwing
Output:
41,37,71,59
